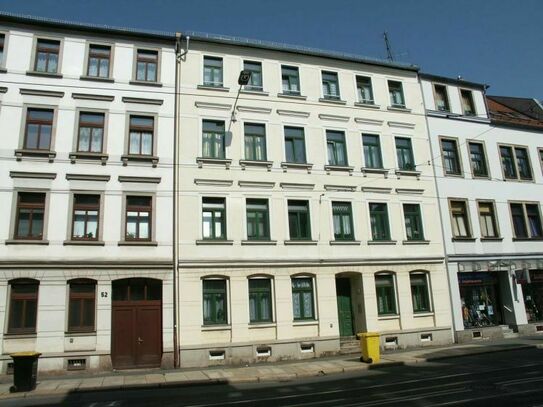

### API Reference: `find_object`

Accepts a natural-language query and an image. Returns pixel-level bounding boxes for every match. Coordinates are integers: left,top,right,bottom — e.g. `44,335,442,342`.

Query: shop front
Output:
458,272,502,329
522,270,543,323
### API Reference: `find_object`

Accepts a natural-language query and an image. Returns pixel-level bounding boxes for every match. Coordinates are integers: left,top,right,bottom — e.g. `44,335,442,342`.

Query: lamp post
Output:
228,70,251,131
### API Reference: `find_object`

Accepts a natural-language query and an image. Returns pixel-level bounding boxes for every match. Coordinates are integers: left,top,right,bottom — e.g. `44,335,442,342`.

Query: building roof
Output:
487,95,543,130
0,10,418,72
418,72,488,90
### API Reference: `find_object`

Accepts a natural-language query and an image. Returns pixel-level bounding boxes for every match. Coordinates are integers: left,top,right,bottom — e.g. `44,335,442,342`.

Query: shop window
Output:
523,270,543,323
459,273,501,328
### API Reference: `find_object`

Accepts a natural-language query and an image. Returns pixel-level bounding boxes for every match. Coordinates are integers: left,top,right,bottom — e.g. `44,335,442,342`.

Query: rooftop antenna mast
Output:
383,31,394,62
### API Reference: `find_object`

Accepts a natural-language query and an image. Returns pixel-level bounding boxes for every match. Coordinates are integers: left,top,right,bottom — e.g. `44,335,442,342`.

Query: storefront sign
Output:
458,272,498,285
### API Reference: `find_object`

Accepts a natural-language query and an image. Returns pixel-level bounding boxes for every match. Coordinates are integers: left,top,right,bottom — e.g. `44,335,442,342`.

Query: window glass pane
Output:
78,127,90,151
469,143,488,177
38,125,52,150
90,128,103,152
141,132,153,155
30,210,44,237
25,124,39,149
515,148,532,179
129,132,140,154
16,210,30,237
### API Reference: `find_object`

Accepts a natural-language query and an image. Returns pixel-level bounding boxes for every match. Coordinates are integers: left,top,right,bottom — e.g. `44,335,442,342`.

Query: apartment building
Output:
176,36,453,367
420,74,543,342
0,14,176,372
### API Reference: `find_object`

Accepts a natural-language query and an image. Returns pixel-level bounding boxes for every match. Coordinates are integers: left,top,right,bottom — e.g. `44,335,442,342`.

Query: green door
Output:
336,278,354,337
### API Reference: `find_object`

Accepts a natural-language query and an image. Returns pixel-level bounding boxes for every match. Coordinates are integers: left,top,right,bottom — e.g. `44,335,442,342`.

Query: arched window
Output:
375,272,397,316
8,279,39,334
410,272,432,313
68,279,96,333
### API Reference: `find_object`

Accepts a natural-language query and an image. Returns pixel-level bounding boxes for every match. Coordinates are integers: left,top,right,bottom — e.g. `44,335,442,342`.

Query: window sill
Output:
5,239,49,245
15,149,56,163
387,106,411,113
318,97,346,105
444,173,464,178
413,312,434,318
63,240,105,246
502,178,535,183
201,324,231,331
281,162,313,173
480,237,504,242
129,80,163,87
118,241,158,246
402,240,430,245
361,167,389,178
240,89,268,96
80,75,114,83
277,93,307,100
197,157,232,169
451,237,477,242
239,159,273,171
0,67,7,74
248,322,276,329
65,331,96,337
324,165,354,175
241,240,277,245
69,152,108,165
377,315,400,321
197,84,229,92
329,240,361,245
196,240,234,245
395,169,421,179
26,71,63,79
368,240,397,245
284,240,318,245
293,320,318,326
354,102,380,109
121,154,159,168
513,237,543,242
3,333,37,339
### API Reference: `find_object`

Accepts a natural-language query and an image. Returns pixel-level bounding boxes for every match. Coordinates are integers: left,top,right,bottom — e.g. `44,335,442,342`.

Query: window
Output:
375,274,397,315
322,71,340,100
500,145,533,180
68,280,96,333
243,61,262,91
539,149,543,174
202,120,225,159
203,280,227,325
34,39,60,73
8,280,39,334
126,196,152,241
403,204,425,241
203,56,223,87
478,201,499,238
388,80,405,108
87,45,111,78
202,198,226,240
284,126,306,163
468,142,489,178
395,137,415,171
292,278,314,320
362,134,383,169
246,199,270,240
72,194,100,240
332,202,354,241
326,130,347,166
369,203,391,241
128,116,154,156
441,138,462,175
281,65,300,95
15,192,45,240
356,76,374,104
288,200,311,240
77,112,105,153
135,49,158,82
460,89,476,116
434,84,450,112
510,203,543,239
0,34,5,64
450,200,472,238
249,279,272,323
244,123,266,161
24,108,54,151
410,273,431,313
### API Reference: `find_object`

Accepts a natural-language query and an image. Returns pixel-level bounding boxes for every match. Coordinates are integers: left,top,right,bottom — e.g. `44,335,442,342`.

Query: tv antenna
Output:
383,31,394,62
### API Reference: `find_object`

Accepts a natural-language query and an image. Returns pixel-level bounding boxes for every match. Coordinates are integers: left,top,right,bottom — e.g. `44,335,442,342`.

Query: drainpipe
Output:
417,77,457,344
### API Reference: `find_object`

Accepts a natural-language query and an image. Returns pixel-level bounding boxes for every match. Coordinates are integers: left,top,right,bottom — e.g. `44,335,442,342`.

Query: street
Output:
4,347,543,407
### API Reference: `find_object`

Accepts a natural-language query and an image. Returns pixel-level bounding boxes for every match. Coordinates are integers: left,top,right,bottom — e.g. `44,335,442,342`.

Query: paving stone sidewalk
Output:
1,335,542,400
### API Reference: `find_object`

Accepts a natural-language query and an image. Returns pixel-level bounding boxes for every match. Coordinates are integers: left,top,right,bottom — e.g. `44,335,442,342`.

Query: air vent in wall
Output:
67,359,86,371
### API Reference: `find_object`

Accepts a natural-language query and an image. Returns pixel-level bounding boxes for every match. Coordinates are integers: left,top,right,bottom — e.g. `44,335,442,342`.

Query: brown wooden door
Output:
111,279,162,369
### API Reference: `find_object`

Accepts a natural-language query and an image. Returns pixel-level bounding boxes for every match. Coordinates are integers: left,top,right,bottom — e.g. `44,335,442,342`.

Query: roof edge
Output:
419,72,488,90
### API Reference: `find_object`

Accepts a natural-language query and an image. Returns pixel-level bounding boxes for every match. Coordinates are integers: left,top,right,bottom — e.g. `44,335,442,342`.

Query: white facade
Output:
420,74,543,342
0,18,176,372
176,39,453,367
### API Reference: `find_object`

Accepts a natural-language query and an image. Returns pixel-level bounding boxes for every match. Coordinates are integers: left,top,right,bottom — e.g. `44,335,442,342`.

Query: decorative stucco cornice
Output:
72,93,115,102
10,171,56,180
66,174,110,182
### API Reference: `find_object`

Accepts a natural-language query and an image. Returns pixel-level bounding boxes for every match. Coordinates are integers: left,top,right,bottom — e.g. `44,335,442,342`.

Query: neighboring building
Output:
420,74,543,342
176,35,453,367
0,14,176,373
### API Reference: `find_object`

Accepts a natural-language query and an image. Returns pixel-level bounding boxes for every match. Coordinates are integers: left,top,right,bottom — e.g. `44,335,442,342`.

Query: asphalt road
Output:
5,347,543,407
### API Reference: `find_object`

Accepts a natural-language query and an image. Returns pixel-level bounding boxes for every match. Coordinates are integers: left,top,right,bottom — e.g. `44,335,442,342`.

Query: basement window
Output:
209,350,225,360
385,336,398,347
300,343,314,353
256,346,271,357
67,359,86,371
420,333,433,342
472,330,482,339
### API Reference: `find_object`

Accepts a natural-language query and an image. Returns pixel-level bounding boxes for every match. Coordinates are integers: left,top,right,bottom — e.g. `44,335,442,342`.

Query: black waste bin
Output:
10,352,41,392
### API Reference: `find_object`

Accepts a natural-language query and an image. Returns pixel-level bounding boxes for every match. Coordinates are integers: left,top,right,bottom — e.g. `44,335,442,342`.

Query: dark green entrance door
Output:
336,278,354,337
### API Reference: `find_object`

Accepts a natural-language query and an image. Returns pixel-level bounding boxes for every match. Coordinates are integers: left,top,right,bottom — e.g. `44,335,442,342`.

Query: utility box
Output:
358,332,380,363
9,352,41,392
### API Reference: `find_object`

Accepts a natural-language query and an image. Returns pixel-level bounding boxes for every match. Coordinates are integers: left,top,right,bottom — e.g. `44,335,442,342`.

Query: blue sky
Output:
1,0,541,98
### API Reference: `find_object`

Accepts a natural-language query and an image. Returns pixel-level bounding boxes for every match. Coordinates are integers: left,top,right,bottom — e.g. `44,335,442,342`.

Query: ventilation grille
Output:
67,359,86,371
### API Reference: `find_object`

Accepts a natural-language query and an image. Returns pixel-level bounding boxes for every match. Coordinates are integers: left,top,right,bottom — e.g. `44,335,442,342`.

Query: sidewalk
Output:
1,335,542,400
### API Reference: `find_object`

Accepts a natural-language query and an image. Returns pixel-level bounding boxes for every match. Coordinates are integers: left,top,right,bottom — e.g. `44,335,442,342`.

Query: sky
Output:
0,0,541,99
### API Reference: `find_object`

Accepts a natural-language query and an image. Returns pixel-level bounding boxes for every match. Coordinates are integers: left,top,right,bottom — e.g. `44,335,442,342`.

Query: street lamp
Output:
229,70,252,128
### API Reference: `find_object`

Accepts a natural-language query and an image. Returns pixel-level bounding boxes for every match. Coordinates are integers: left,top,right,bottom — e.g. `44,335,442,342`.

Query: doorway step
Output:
339,336,360,355
501,325,519,339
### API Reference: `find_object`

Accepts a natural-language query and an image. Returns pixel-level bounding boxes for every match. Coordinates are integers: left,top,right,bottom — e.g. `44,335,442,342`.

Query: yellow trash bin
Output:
358,332,380,363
